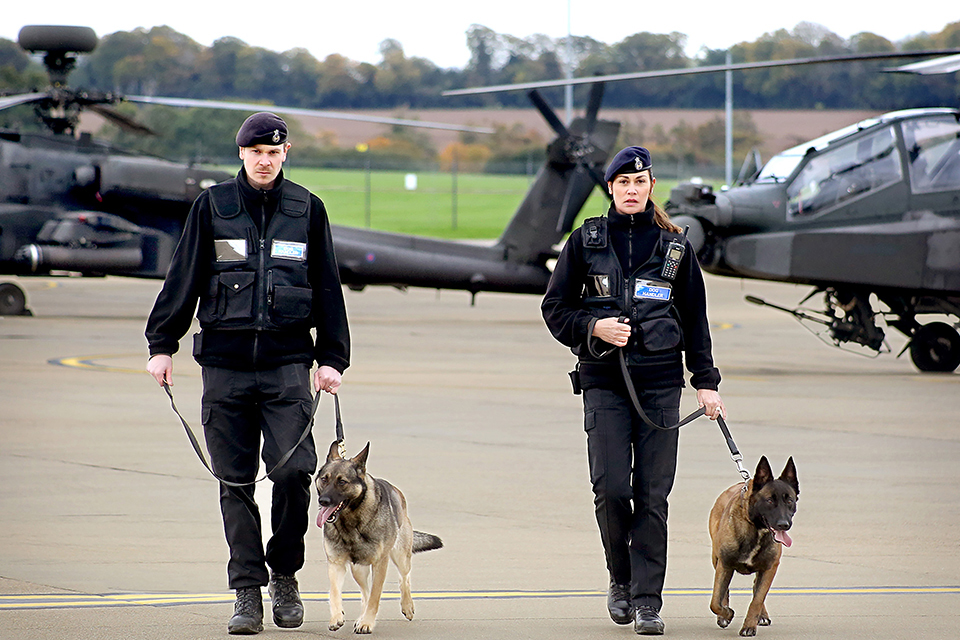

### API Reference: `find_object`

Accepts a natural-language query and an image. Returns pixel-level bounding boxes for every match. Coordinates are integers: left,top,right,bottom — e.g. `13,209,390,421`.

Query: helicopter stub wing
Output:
720,216,960,294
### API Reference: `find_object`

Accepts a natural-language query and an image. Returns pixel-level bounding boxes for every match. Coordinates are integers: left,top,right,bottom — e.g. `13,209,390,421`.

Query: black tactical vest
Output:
576,216,684,366
196,178,314,331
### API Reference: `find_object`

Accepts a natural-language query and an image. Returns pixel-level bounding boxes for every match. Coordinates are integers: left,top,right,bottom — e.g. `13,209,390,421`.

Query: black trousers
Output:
583,385,680,611
201,363,318,589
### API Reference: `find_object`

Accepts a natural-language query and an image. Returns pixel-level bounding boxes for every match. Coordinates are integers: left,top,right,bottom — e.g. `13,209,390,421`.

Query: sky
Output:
2,1,955,70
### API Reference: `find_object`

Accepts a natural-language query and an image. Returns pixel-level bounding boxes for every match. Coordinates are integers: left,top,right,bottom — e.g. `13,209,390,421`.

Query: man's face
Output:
240,143,290,189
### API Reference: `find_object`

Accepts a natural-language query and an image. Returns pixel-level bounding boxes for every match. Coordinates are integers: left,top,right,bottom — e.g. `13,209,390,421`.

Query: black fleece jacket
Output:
145,169,350,373
541,203,720,391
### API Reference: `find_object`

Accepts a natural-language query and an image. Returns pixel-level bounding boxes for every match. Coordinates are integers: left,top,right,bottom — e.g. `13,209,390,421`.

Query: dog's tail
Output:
413,531,443,553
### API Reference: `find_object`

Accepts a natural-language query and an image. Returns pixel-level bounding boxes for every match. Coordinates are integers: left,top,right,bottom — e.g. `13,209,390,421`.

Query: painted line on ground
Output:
48,353,146,375
2,586,958,610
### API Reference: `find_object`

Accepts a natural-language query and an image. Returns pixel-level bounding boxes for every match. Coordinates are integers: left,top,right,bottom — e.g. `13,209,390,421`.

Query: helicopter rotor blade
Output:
125,95,495,134
88,104,156,136
586,162,610,194
556,165,585,234
0,92,48,112
583,82,604,134
528,89,570,139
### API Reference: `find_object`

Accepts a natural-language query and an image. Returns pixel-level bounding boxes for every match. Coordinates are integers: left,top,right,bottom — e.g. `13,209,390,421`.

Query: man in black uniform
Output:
146,112,350,635
541,146,724,635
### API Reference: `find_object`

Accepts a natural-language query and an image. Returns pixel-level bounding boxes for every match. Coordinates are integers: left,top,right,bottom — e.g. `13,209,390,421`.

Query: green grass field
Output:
286,167,679,240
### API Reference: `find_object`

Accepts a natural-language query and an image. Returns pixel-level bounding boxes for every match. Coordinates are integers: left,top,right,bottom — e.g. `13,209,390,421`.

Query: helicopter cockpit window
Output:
902,116,960,193
786,126,902,219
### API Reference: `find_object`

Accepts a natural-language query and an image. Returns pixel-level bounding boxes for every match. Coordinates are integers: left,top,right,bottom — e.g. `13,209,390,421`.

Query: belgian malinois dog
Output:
316,441,442,634
708,456,799,637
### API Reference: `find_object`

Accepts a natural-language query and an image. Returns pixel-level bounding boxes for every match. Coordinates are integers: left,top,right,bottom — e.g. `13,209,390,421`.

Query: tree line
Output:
3,21,958,109
1,21,958,170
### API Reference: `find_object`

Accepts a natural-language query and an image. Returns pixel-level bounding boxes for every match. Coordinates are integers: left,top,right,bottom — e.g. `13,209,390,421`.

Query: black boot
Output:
228,586,263,635
269,574,304,628
634,605,664,635
607,581,632,625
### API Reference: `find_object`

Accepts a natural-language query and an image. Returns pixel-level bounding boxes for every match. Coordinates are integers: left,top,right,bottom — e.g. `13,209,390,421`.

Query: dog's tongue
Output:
317,504,339,527
772,529,793,547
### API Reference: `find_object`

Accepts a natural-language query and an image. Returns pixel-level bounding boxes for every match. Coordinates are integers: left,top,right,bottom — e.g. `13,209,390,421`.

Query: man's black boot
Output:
634,605,665,635
228,586,263,635
269,574,304,628
607,581,632,625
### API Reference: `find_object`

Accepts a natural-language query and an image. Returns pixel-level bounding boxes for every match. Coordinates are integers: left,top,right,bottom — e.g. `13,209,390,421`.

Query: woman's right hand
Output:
592,317,631,347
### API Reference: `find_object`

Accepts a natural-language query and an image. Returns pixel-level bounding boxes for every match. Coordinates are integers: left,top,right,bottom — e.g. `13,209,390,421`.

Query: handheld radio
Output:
661,226,689,281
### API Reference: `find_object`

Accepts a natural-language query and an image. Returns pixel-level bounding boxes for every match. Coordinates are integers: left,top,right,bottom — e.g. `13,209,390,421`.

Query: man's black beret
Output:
604,146,653,182
236,112,288,147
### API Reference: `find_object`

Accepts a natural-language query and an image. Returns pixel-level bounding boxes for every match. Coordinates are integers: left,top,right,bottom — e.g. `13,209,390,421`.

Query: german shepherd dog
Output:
708,456,799,637
315,441,442,634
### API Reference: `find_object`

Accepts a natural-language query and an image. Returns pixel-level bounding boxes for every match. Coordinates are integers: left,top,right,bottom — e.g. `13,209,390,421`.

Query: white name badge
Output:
271,240,307,261
214,238,247,262
634,279,672,301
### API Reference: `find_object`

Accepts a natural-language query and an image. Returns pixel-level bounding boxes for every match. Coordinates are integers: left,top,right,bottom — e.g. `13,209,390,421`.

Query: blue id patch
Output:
633,279,672,301
271,240,307,261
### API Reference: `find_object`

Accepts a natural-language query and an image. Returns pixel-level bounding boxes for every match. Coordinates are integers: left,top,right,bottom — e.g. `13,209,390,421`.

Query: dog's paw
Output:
402,604,415,621
758,615,771,626
739,625,757,637
715,607,734,628
354,619,375,634
329,613,345,631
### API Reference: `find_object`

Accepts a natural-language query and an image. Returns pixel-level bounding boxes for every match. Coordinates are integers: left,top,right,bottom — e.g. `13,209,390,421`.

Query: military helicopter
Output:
667,107,960,373
446,50,960,373
0,25,618,316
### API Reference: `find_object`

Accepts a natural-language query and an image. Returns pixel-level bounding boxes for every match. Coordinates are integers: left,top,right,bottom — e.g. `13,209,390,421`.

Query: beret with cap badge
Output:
236,112,288,147
603,146,653,182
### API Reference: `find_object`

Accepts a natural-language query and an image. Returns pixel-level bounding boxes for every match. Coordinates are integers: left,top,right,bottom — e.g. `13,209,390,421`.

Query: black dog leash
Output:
617,349,750,481
162,381,328,488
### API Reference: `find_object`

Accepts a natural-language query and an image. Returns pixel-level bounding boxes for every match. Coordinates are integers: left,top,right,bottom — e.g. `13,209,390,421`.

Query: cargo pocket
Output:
218,271,256,321
197,276,221,323
637,317,681,353
271,285,312,320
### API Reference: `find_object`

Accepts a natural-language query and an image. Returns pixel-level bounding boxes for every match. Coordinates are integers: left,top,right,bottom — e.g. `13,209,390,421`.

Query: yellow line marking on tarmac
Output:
2,586,958,610
49,354,146,375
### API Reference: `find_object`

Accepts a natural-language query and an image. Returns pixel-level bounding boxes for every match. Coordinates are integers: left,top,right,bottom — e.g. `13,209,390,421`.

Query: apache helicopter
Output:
0,25,617,315
446,50,960,373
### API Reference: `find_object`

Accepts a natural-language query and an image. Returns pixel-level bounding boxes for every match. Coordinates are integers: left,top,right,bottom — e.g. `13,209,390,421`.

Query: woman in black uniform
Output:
541,146,725,635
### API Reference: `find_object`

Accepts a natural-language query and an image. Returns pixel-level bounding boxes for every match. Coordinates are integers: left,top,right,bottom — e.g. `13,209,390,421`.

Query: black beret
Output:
604,146,653,182
236,112,288,147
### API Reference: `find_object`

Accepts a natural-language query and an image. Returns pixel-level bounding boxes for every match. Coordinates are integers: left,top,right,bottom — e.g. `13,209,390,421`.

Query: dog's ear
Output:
752,456,774,490
352,442,371,473
326,440,342,462
779,456,799,497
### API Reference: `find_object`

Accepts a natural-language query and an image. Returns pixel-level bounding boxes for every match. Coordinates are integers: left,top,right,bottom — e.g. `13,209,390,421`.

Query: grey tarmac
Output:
1,273,958,640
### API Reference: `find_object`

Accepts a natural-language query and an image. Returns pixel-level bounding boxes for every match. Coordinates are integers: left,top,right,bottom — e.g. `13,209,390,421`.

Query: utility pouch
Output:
568,368,582,395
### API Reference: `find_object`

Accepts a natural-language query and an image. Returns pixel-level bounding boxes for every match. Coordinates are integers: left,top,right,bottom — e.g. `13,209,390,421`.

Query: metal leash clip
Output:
732,452,751,482
334,394,346,458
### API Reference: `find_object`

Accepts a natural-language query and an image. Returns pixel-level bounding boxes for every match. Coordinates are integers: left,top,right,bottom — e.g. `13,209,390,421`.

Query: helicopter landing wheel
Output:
909,322,960,373
0,282,28,316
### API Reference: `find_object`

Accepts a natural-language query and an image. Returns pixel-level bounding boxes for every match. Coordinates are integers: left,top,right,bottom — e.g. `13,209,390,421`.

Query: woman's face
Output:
608,170,655,215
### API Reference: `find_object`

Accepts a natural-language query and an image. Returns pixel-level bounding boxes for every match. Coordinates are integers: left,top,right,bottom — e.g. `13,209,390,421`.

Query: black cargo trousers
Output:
582,384,681,612
201,363,318,589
